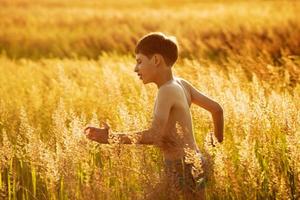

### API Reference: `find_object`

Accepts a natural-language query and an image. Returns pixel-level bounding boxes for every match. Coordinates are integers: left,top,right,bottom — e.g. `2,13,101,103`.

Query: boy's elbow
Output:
139,129,157,145
212,104,223,115
217,105,223,114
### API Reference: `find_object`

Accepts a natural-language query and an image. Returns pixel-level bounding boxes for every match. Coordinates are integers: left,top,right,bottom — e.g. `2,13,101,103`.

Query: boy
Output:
84,32,224,199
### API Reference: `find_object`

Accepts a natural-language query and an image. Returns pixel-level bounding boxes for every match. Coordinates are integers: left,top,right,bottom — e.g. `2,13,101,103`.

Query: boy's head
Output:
134,32,178,84
135,32,178,67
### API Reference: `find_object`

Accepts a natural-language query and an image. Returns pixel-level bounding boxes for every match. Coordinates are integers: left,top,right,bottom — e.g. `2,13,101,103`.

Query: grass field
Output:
0,0,300,199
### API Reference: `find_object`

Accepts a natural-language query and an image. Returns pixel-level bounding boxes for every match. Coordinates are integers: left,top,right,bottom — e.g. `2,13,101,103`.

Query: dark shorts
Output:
164,152,208,193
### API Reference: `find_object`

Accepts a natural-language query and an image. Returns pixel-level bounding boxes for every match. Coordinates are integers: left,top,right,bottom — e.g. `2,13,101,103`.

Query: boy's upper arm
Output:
182,79,223,113
153,86,175,127
142,86,176,144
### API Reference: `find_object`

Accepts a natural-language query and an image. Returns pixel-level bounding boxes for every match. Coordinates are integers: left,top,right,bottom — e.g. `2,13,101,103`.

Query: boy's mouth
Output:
138,74,142,79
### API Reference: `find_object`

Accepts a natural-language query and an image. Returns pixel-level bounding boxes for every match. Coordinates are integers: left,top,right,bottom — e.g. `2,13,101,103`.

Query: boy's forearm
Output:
114,134,132,144
212,109,224,143
110,129,155,145
96,134,133,144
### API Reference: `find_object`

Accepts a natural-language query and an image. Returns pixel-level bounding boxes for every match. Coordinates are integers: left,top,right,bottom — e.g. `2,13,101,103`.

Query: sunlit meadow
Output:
0,0,299,199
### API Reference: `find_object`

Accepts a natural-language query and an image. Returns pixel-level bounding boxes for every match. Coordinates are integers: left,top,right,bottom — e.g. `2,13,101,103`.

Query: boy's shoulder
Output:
175,77,192,86
158,77,190,95
159,77,181,90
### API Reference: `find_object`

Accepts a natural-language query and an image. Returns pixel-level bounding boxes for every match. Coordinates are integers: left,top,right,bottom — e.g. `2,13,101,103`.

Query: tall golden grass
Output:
0,0,299,199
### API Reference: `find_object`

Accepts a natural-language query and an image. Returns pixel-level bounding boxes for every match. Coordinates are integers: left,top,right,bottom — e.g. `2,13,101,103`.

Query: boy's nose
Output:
134,65,138,72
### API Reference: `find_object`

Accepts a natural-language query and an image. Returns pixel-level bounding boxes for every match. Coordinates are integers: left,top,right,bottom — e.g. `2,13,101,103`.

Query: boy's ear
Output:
152,54,162,67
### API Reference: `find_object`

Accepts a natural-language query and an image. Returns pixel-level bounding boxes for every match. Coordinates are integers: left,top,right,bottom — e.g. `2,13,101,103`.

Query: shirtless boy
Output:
84,32,224,200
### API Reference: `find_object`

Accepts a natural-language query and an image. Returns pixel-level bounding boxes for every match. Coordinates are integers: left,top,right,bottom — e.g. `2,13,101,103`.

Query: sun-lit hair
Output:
135,32,179,67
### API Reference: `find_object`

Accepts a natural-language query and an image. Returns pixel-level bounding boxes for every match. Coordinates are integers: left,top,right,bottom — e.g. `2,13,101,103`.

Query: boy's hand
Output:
209,132,222,147
209,132,216,147
84,122,110,143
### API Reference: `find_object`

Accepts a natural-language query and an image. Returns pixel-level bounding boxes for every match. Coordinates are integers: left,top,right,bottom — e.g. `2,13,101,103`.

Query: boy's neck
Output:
155,69,174,88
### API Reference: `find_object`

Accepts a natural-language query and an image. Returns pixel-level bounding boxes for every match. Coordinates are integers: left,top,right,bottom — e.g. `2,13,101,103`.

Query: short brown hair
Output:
135,32,178,66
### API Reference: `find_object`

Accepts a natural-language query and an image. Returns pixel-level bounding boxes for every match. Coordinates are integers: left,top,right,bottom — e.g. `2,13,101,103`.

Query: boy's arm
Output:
117,86,175,145
85,86,175,145
182,79,224,143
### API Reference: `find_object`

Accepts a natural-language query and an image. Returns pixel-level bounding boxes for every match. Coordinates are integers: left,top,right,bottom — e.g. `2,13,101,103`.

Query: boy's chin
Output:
142,79,149,84
141,77,153,84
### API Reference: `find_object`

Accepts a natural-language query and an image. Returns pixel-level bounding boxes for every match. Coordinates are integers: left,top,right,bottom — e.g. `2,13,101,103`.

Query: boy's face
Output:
134,53,157,84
